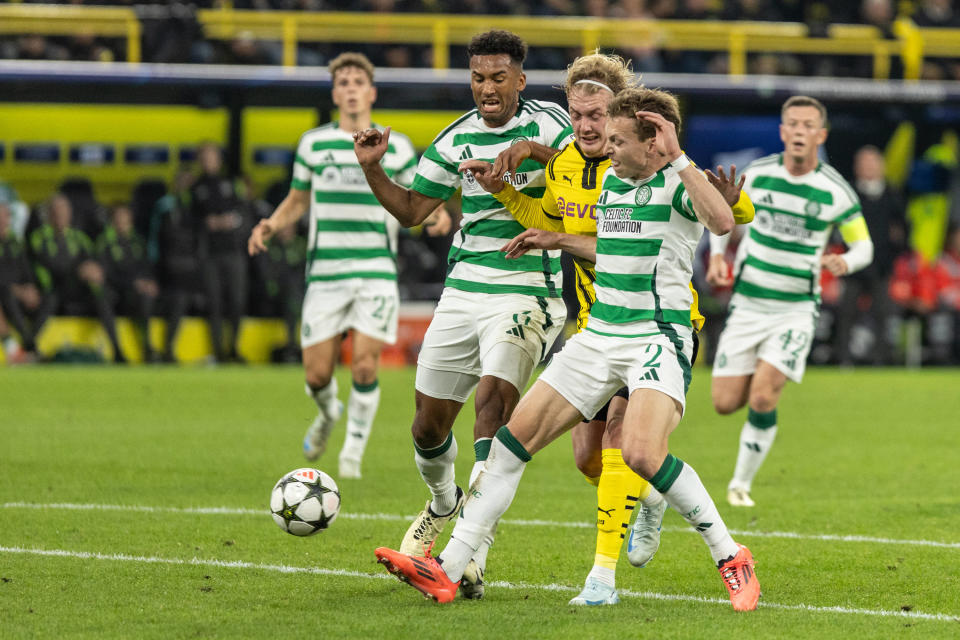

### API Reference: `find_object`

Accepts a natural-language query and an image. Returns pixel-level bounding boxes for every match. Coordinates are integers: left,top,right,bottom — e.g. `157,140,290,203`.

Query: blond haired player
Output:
462,54,754,605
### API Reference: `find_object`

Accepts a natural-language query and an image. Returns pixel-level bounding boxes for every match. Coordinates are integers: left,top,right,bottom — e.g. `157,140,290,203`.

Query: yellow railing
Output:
4,4,960,81
0,3,141,63
191,10,960,80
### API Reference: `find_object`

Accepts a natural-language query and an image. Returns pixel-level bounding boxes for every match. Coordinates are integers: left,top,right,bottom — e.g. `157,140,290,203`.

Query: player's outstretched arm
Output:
490,141,559,180
248,188,310,256
637,110,733,236
501,228,596,262
458,159,562,232
354,127,443,227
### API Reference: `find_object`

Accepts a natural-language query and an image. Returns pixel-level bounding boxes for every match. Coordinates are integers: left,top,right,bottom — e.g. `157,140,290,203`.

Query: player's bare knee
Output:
619,446,657,480
350,358,378,386
474,383,518,439
304,367,333,391
410,409,451,449
573,448,602,478
712,385,746,415
748,390,778,413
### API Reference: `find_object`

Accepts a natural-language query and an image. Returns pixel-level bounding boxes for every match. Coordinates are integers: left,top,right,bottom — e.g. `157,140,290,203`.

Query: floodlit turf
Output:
1,364,958,638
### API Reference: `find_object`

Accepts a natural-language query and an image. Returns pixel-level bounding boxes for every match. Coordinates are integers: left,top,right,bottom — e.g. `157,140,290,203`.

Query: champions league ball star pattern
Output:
270,468,341,536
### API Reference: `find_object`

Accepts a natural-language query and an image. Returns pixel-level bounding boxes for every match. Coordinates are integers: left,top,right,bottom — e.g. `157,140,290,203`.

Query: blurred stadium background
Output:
1,0,960,367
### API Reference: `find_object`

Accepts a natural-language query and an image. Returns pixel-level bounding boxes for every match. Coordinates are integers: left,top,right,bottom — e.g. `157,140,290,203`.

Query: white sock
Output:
440,429,529,581
3,337,18,356
586,565,616,587
305,379,339,420
657,456,738,564
730,417,778,492
339,380,380,463
641,487,665,508
414,432,459,516
469,457,496,572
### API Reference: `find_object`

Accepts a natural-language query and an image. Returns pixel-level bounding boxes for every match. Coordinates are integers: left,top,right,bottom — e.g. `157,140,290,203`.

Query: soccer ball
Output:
270,468,340,536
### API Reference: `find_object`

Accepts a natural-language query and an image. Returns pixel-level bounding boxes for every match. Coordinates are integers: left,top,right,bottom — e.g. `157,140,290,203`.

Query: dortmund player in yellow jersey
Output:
461,52,755,605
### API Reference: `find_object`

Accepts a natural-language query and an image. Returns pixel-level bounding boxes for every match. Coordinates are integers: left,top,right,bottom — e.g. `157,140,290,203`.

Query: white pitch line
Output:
3,502,960,550
1,545,957,623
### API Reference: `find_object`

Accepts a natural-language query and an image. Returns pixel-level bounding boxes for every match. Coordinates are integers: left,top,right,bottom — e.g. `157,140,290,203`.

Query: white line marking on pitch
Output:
3,502,959,550
0,545,957,623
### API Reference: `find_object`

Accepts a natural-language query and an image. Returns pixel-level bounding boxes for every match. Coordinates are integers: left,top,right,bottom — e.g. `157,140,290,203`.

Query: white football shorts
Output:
300,278,399,348
415,287,566,403
712,306,816,383
539,327,694,419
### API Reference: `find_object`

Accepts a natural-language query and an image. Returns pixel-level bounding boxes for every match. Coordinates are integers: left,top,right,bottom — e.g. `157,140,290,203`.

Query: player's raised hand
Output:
705,164,746,207
458,159,504,193
820,253,849,276
353,126,391,167
500,228,560,259
491,140,531,181
705,253,733,288
248,219,275,256
636,110,681,161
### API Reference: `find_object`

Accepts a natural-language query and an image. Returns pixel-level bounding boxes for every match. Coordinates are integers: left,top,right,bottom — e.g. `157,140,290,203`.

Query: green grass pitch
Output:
1,365,958,638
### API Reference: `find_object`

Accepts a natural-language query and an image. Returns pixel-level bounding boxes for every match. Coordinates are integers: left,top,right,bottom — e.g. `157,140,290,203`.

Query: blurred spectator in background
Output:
140,2,204,63
148,168,202,363
912,0,959,27
0,180,30,240
191,143,251,363
249,221,306,362
98,204,159,362
7,35,69,61
64,32,117,62
0,202,42,363
214,31,278,65
722,0,784,21
932,225,960,363
29,194,127,363
834,145,907,365
59,177,108,240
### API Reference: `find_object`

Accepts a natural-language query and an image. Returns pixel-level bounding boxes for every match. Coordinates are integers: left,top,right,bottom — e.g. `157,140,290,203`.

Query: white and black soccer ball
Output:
270,468,340,536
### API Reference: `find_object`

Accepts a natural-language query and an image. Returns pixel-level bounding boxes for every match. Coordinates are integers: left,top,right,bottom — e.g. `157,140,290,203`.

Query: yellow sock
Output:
594,449,651,569
584,474,600,487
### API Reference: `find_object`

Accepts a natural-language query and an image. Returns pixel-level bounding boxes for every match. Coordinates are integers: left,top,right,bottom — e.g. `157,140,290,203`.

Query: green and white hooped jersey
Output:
732,153,862,313
411,98,574,298
291,122,418,284
587,167,703,340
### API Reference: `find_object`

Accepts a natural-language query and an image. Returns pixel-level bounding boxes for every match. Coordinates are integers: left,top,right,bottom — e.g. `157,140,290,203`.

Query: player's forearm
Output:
358,163,433,227
678,163,734,236
494,184,563,232
268,191,309,229
731,189,755,224
524,142,560,165
554,233,596,263
709,230,732,256
840,238,874,274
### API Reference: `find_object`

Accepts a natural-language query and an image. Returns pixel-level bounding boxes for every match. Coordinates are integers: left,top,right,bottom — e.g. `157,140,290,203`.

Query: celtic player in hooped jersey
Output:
355,30,572,599
375,88,762,612
707,96,874,509
248,53,448,480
